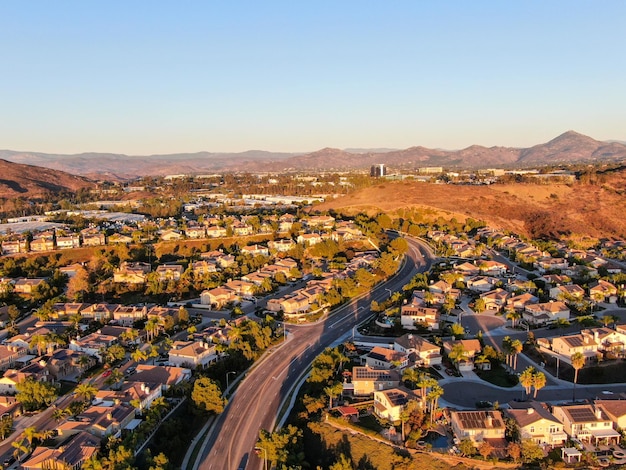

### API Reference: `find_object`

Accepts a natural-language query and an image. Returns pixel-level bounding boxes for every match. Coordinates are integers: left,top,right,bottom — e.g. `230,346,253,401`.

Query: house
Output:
108,233,134,244
443,339,482,371
13,278,46,295
523,301,570,326
400,302,440,330
449,410,506,444
156,264,184,281
552,404,621,446
205,225,227,238
373,387,419,422
454,262,480,279
192,260,218,275
168,340,218,369
549,284,585,301
478,260,509,276
589,280,618,302
46,348,95,380
393,334,442,367
95,381,161,414
112,305,147,326
505,401,567,446
81,228,106,246
127,364,192,391
277,293,311,315
185,226,206,239
80,303,117,322
365,346,409,370
297,233,322,246
507,292,538,311
69,333,118,361
113,262,151,284
466,276,500,293
269,239,296,252
534,257,569,273
62,402,136,439
240,244,269,257
159,229,183,241
224,280,256,297
200,287,239,309
349,366,401,396
1,239,27,254
550,333,600,362
0,344,27,371
56,234,81,249
21,431,100,470
595,399,626,430
479,288,510,310
30,233,55,252
59,263,84,278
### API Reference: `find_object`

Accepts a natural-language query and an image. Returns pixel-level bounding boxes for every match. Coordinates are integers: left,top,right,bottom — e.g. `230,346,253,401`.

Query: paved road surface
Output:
196,238,435,470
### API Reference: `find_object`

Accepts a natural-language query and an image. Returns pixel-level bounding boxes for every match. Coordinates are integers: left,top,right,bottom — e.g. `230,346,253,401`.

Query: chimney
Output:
107,412,113,420
596,409,602,420
527,408,535,415
486,415,493,427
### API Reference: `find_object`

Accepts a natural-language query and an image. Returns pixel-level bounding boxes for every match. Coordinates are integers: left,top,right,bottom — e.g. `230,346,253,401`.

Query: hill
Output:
315,167,626,240
2,131,625,177
0,159,94,199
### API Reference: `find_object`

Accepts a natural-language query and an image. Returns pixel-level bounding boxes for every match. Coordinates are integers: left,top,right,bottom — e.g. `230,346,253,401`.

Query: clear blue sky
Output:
1,1,625,155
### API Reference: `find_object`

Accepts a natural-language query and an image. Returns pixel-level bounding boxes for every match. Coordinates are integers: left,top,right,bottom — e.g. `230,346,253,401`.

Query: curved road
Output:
196,238,435,470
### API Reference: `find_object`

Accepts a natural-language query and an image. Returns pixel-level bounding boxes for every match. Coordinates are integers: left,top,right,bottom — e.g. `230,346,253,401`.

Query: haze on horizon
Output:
1,1,625,156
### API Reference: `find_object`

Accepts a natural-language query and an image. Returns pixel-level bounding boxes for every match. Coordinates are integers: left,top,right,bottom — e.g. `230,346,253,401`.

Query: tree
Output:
447,342,467,368
148,452,169,470
478,440,494,460
323,382,343,409
519,367,535,399
532,371,546,398
510,339,523,370
401,368,421,390
12,438,29,462
505,308,521,328
257,425,304,468
191,377,227,415
75,383,98,402
131,349,148,363
520,438,544,463
458,438,475,457
450,322,465,339
66,266,90,301
0,414,13,440
329,454,353,470
104,344,127,365
473,298,487,313
571,351,585,400
507,442,521,462
16,378,58,411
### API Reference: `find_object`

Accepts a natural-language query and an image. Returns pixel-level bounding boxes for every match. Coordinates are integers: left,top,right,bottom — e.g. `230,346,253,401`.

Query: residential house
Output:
59,263,84,278
13,278,46,295
21,431,100,470
156,264,184,281
30,233,55,252
95,381,161,414
393,333,442,367
595,399,626,430
200,287,239,309
205,225,227,238
479,288,510,311
127,364,192,391
192,260,218,276
168,340,218,369
297,233,322,246
443,339,482,371
241,244,269,257
224,280,256,297
278,293,311,315
268,239,296,253
400,302,440,330
81,228,106,246
549,284,585,301
523,301,570,326
505,401,567,446
550,334,600,363
365,346,409,370
507,292,538,311
69,333,118,361
113,262,151,284
454,262,481,280
80,402,136,438
0,344,26,371
449,410,506,444
349,366,401,396
1,239,27,254
80,303,117,323
589,280,618,303
108,233,133,244
112,305,147,326
185,226,206,239
56,234,81,249
466,276,500,293
159,229,183,241
478,260,509,276
552,404,621,446
373,387,419,422
535,257,569,274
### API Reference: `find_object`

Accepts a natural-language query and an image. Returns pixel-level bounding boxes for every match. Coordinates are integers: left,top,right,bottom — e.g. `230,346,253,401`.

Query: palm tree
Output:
505,308,521,328
323,382,343,409
75,383,98,402
28,334,48,356
427,384,444,423
532,371,546,398
401,367,421,390
105,369,124,389
448,342,467,369
501,336,513,368
519,366,535,399
12,438,28,462
131,349,148,363
571,352,585,400
510,339,523,371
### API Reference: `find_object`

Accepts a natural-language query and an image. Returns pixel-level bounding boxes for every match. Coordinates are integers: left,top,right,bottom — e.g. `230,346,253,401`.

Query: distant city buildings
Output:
370,164,387,177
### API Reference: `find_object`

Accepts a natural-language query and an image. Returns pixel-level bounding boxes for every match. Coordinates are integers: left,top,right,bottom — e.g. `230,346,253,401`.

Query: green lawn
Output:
475,366,519,387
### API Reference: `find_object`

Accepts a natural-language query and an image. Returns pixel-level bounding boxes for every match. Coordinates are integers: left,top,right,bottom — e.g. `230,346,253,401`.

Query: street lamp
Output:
279,321,287,342
385,288,393,298
226,371,237,389
255,446,267,470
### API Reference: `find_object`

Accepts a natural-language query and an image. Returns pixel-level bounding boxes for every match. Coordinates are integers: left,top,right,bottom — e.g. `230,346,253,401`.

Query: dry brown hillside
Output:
317,171,626,240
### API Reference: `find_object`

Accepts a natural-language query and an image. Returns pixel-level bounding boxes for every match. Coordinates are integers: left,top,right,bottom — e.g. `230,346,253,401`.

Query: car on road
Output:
432,364,442,370
476,400,493,409
445,368,456,376
102,370,112,378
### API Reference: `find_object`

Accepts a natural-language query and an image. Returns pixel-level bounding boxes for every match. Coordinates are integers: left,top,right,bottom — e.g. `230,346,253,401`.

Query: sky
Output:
1,1,625,155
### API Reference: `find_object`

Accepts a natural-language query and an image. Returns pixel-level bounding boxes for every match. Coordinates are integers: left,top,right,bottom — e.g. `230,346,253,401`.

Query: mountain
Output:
0,159,95,199
2,131,625,177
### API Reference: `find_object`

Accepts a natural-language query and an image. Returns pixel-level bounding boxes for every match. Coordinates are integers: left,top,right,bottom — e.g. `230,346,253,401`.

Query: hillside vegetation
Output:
316,168,626,240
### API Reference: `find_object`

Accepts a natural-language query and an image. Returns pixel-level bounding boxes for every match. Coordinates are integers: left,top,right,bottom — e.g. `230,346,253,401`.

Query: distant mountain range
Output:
1,131,625,179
